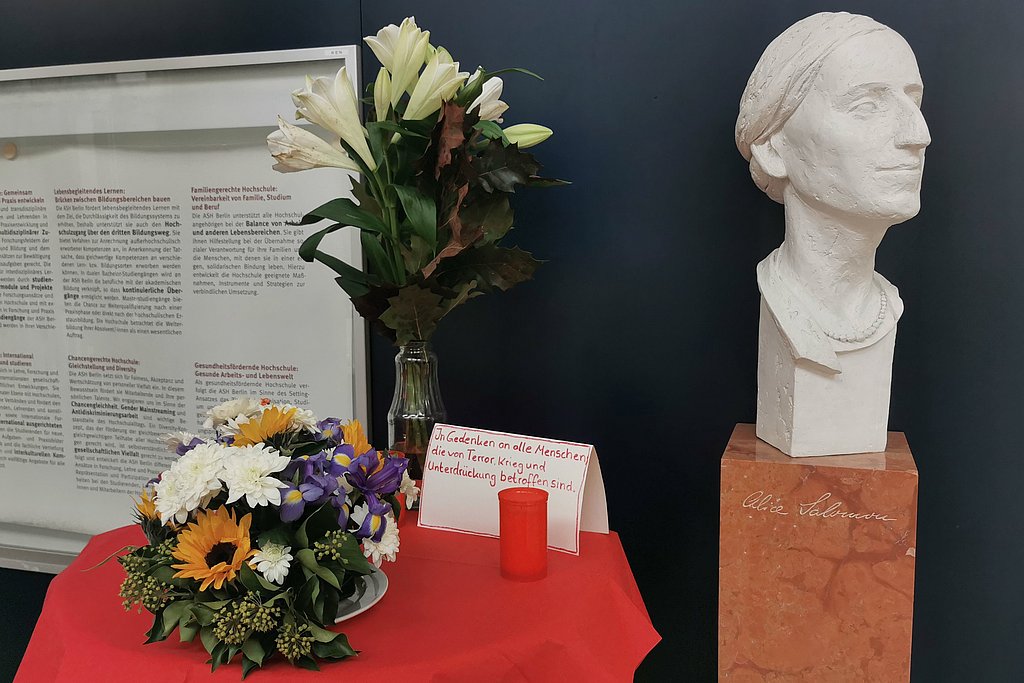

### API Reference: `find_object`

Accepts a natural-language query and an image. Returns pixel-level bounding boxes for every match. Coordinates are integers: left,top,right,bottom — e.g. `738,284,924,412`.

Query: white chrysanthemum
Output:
162,431,201,452
154,443,230,523
218,413,252,438
362,515,400,567
399,471,420,509
203,397,261,430
221,444,290,507
152,470,193,524
252,542,293,584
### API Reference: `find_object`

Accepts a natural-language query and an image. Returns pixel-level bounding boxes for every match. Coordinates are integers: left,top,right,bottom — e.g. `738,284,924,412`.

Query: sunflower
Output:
233,406,296,447
134,488,159,521
171,506,254,591
342,419,372,456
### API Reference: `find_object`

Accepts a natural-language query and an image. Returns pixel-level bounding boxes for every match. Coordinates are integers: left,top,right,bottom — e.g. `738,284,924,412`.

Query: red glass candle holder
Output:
498,487,548,581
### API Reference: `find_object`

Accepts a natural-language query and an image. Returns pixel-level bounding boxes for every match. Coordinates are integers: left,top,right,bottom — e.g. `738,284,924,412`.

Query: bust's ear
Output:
750,135,787,180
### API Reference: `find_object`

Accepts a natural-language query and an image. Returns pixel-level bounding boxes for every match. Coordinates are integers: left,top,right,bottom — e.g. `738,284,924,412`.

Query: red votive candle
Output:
498,487,548,581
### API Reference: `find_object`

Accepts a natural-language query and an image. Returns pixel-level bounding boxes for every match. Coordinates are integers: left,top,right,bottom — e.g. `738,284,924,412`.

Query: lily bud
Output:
373,67,392,122
503,124,553,149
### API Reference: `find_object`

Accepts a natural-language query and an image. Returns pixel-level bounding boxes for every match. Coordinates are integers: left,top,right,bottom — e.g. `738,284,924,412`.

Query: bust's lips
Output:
877,162,922,172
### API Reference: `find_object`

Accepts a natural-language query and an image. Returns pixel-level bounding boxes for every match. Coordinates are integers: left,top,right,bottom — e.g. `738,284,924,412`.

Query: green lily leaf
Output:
369,119,430,140
361,232,399,284
455,67,542,107
393,185,437,248
295,198,387,232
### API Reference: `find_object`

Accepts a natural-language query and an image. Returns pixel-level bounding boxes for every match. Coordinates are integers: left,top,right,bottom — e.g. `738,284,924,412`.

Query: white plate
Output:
334,569,389,623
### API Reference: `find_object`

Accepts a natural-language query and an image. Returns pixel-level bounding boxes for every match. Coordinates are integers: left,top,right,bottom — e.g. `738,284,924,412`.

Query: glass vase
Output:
388,340,446,480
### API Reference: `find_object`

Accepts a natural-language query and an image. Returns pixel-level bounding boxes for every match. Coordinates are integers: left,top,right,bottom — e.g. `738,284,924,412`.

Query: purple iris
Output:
316,417,345,446
279,449,352,524
176,437,204,456
329,444,356,470
355,493,392,542
279,483,325,522
346,449,408,499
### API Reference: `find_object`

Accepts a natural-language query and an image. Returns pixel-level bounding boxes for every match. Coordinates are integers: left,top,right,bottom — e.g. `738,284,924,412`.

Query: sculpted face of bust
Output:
767,30,930,223
737,13,932,456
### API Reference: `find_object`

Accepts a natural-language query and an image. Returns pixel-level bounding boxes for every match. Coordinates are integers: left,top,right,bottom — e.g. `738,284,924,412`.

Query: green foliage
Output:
122,483,375,678
295,68,565,346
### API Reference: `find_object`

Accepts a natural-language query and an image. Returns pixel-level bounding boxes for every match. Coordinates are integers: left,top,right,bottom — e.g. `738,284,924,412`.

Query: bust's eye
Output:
851,100,879,114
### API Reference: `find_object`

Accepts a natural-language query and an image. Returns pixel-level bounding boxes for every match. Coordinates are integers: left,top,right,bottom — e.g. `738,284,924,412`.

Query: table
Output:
16,513,659,681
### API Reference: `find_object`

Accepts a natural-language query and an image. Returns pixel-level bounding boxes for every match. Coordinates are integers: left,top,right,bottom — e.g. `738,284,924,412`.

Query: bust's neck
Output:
777,189,891,321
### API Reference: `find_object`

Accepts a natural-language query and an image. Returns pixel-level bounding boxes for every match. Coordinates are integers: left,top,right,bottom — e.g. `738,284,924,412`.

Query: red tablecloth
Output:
16,513,659,682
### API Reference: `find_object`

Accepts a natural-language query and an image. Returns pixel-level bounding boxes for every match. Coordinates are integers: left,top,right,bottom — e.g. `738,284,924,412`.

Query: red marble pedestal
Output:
719,424,918,682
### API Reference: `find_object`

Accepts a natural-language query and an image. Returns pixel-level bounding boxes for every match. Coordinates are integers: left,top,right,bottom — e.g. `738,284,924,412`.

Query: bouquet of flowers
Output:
118,397,418,677
267,16,566,345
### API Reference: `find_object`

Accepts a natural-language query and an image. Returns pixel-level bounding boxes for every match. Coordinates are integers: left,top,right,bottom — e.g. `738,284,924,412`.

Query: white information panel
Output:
0,47,366,572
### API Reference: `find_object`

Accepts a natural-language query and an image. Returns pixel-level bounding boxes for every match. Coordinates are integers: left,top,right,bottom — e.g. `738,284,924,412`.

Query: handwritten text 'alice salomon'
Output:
742,491,897,522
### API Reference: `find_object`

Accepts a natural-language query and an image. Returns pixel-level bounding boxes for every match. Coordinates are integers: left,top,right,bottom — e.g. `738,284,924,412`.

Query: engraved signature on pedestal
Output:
742,491,898,522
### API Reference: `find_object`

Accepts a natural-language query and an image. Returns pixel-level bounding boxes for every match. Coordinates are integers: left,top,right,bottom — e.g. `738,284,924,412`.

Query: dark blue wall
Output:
361,1,1024,681
2,1,1023,681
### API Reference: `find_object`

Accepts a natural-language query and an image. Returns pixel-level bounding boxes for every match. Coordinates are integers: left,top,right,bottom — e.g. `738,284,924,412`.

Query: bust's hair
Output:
735,12,890,203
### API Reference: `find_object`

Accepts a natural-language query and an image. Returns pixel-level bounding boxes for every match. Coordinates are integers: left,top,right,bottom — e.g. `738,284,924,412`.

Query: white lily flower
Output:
503,123,553,149
373,67,392,122
469,74,508,122
428,45,456,65
291,66,376,171
364,17,431,108
404,51,469,121
268,116,360,174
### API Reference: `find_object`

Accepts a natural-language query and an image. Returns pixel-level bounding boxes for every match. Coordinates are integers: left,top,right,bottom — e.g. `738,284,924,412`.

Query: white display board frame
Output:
0,45,368,573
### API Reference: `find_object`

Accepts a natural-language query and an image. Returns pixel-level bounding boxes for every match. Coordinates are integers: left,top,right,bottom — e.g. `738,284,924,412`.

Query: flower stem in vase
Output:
388,341,446,480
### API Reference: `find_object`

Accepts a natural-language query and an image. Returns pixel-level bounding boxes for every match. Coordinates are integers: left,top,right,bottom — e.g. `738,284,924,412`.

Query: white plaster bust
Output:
735,12,930,456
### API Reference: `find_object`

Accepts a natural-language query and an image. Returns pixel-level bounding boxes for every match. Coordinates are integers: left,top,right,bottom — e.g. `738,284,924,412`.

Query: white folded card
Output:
417,424,609,554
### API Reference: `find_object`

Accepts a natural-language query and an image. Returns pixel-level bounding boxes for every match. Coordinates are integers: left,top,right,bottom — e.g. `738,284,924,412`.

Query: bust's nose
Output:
895,99,931,150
